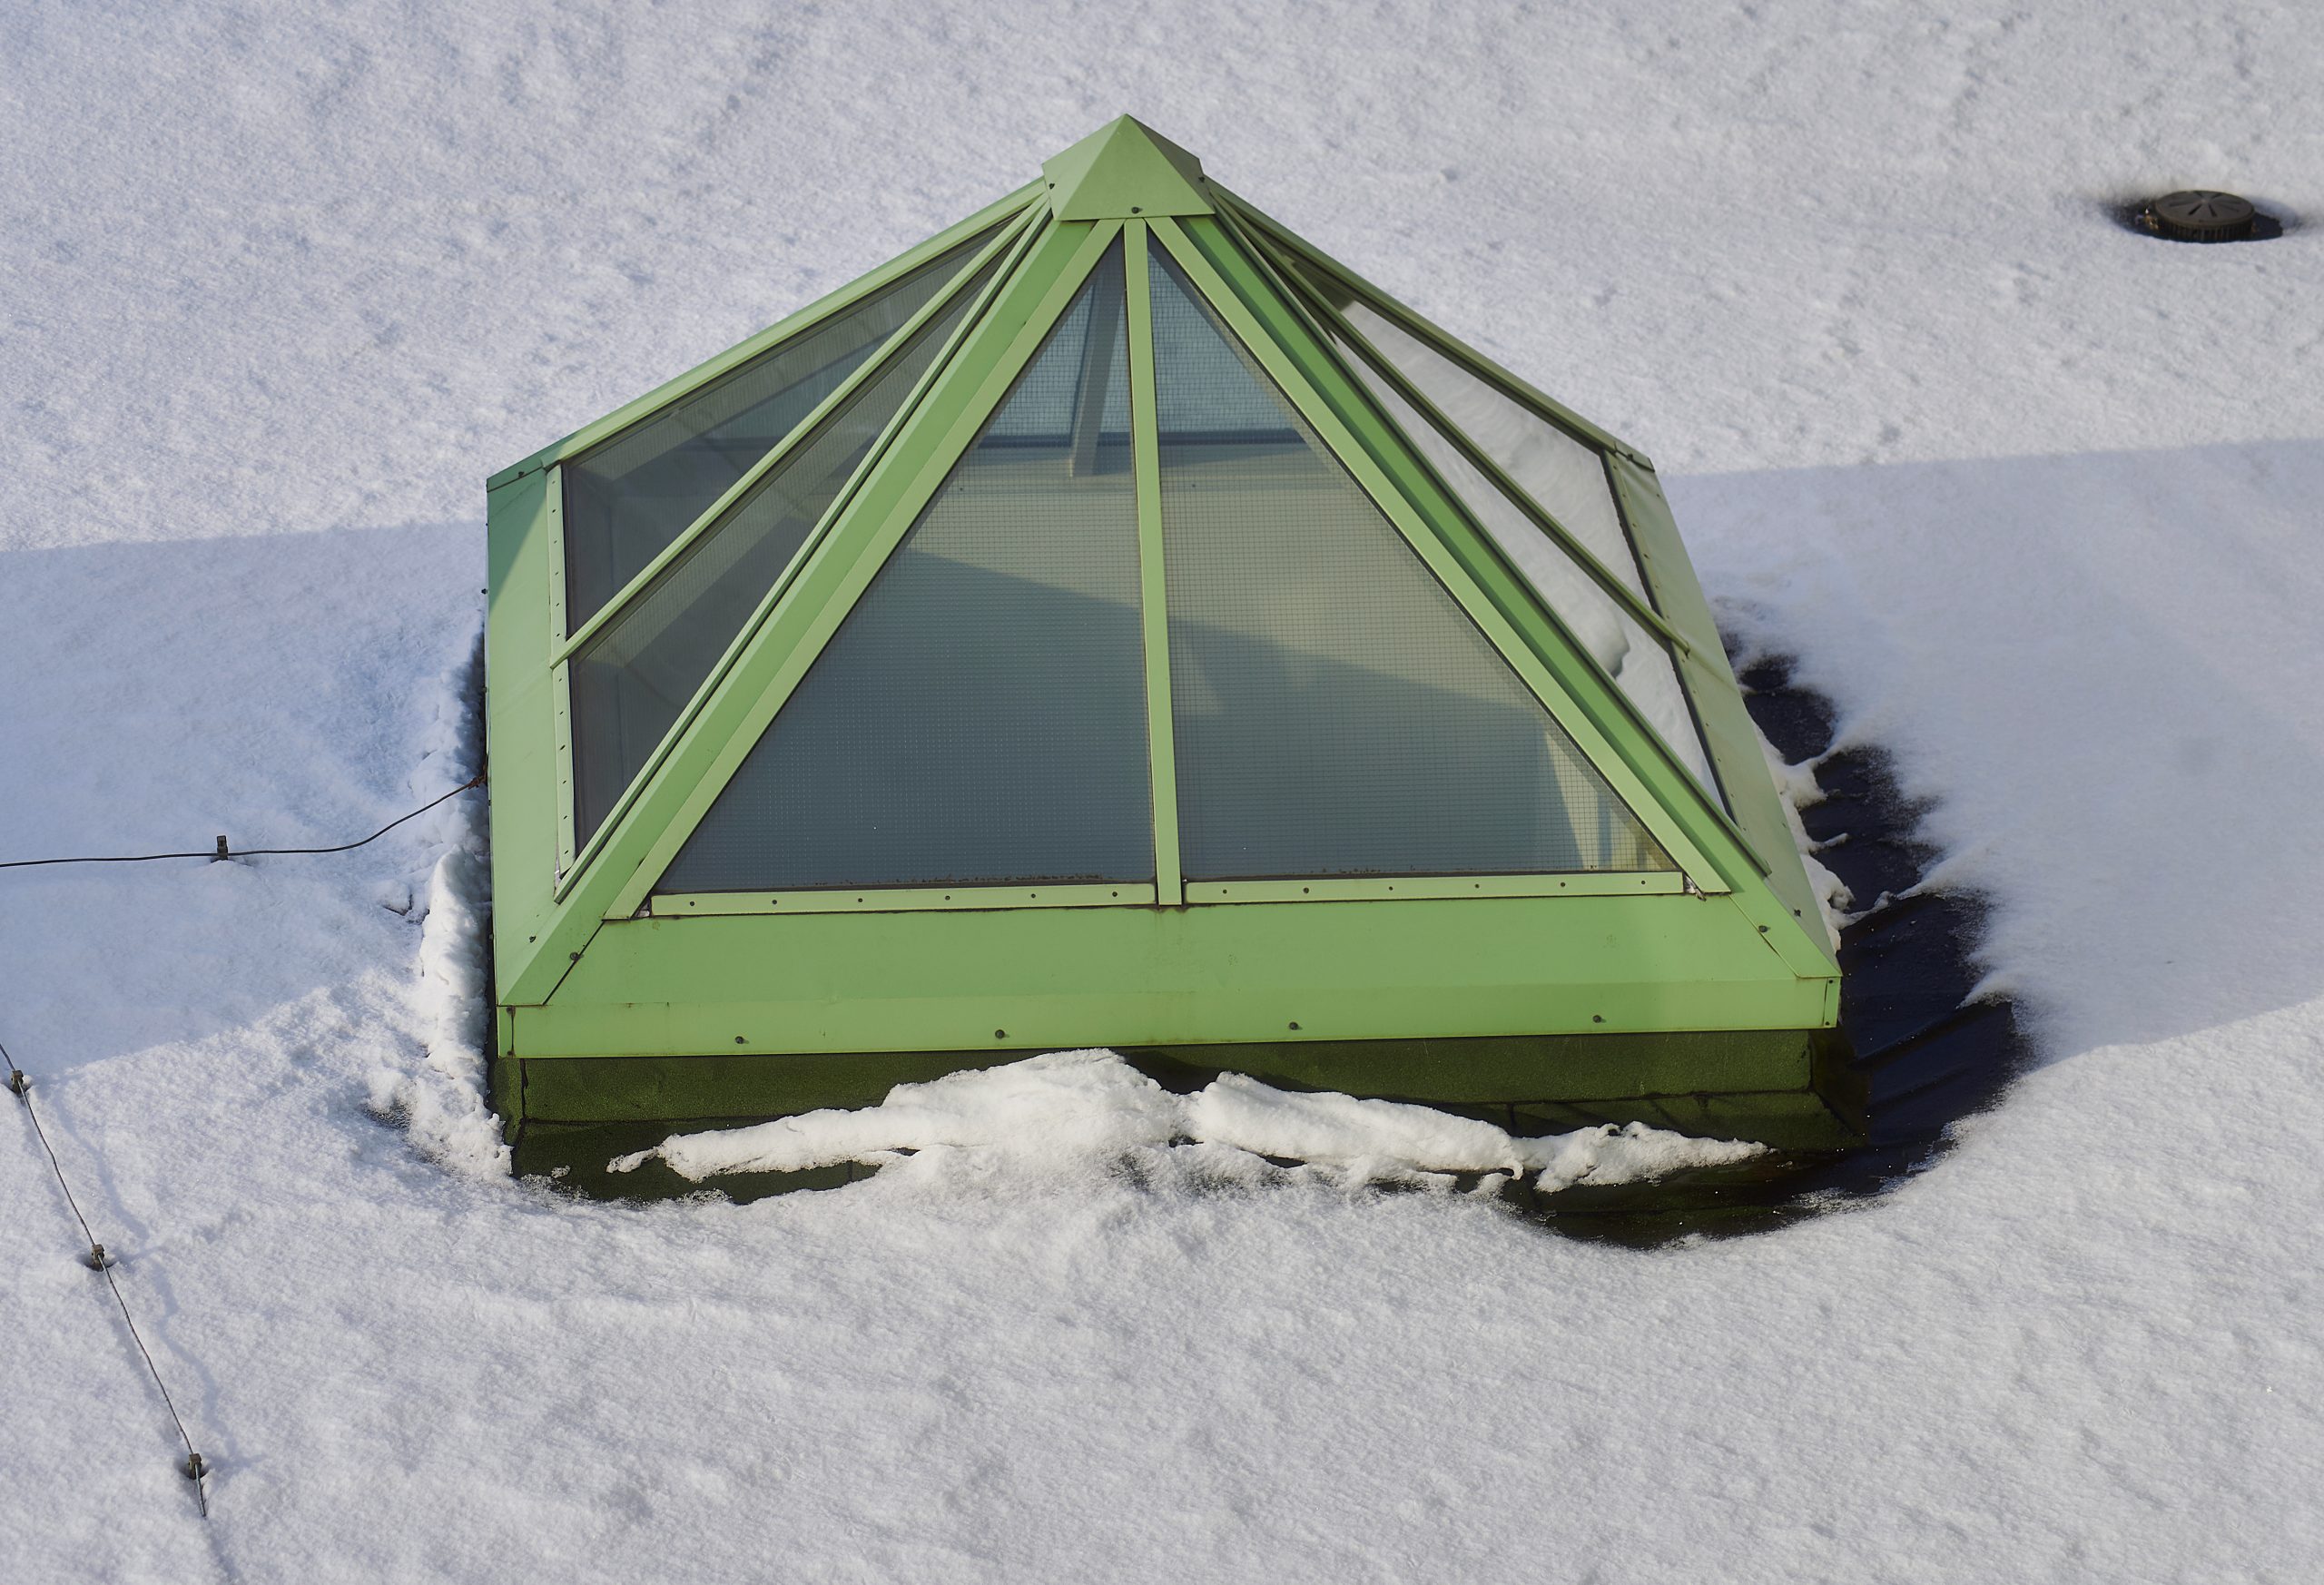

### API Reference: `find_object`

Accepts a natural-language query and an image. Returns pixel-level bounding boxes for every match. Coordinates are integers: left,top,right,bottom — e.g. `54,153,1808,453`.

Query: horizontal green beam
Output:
518,890,1829,1060
1183,873,1685,904
653,882,1158,917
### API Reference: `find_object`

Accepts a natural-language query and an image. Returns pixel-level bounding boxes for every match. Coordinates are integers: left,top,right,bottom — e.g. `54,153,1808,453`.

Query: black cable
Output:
0,762,486,1520
0,773,485,871
5,1038,208,1517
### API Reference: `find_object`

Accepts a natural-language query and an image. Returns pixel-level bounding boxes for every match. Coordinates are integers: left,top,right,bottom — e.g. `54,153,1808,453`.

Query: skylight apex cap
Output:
1042,115,1214,221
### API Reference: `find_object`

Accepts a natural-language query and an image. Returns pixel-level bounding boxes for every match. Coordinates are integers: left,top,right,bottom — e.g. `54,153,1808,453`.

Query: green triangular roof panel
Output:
1042,116,1213,221
481,126,1852,1158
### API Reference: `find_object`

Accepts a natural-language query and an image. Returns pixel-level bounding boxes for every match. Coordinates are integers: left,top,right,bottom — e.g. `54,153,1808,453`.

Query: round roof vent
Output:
2142,190,2259,242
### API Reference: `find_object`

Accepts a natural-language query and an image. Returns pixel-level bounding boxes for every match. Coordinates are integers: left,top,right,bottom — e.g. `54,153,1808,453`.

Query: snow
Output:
5,3,2324,1581
613,1049,1766,1189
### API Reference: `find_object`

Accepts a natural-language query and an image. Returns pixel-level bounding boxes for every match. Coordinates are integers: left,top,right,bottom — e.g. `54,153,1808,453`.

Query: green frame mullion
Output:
545,470,578,875
489,182,1049,490
599,220,1128,923
1214,190,1648,467
554,202,1039,662
1149,215,1729,895
1223,208,1689,655
549,210,1057,901
1125,222,1183,906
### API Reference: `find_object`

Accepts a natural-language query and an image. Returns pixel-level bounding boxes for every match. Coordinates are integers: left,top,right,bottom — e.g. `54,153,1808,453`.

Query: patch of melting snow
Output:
609,1049,1766,1194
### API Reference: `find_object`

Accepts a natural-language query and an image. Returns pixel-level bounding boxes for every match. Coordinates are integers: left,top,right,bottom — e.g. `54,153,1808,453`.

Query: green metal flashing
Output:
504,1027,1859,1151
546,470,578,877
1184,872,1688,905
521,890,1826,1060
1042,116,1213,221
482,465,566,991
486,182,1047,490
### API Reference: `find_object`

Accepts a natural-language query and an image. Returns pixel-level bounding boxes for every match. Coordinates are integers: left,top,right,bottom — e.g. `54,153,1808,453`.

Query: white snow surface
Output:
613,1049,1766,1189
5,4,2322,1580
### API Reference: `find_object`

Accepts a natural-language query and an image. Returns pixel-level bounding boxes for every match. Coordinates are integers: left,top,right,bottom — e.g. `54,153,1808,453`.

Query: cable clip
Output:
6,1069,27,1099
84,1243,115,1271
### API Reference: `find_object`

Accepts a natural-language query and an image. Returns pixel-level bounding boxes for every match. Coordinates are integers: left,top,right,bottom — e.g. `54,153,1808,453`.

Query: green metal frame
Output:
484,119,1847,1151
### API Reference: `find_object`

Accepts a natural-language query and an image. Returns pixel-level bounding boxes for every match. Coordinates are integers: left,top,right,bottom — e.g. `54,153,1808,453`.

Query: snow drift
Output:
611,1049,1766,1192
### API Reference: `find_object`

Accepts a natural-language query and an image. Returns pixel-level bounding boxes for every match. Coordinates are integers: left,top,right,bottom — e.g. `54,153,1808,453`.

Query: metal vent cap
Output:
2146,190,2258,242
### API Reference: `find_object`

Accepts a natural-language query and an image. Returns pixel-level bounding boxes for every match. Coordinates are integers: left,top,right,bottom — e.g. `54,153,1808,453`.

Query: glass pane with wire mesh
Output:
566,250,1007,852
657,241,1151,893
1148,248,1672,881
1283,261,1649,603
560,220,1006,626
1315,321,1728,808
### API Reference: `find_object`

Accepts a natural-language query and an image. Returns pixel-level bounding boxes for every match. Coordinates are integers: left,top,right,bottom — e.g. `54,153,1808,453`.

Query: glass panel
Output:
561,222,1004,625
658,243,1150,893
1291,266,1648,602
567,251,1004,850
1149,251,1672,881
1317,324,1726,807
